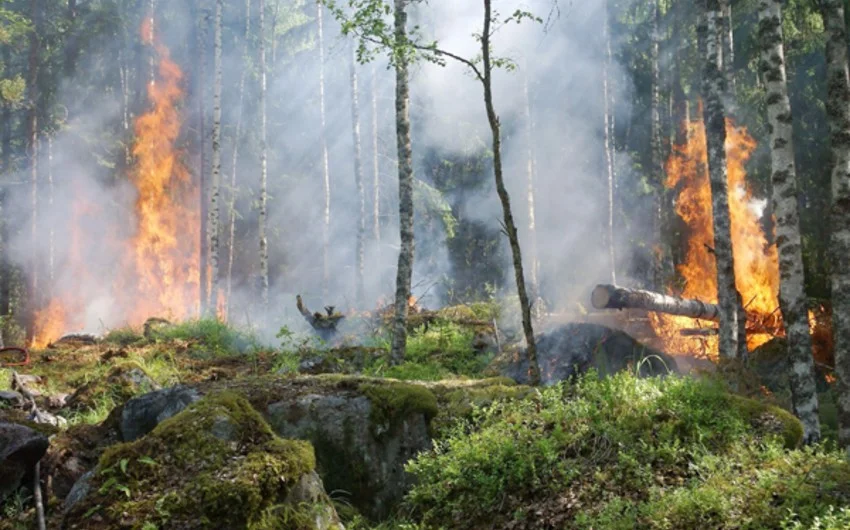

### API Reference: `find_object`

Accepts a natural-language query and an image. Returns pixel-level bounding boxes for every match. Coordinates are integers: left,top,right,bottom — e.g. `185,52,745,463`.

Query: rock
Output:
119,384,200,442
497,323,679,385
63,392,343,530
266,379,436,520
0,390,24,406
29,408,68,428
66,366,161,413
48,393,69,408
63,470,93,515
0,422,50,503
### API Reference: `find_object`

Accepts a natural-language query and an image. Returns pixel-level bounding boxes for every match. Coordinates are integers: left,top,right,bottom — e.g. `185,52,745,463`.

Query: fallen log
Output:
591,284,720,321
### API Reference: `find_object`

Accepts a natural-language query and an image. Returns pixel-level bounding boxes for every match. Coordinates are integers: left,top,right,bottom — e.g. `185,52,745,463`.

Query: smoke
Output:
1,0,652,344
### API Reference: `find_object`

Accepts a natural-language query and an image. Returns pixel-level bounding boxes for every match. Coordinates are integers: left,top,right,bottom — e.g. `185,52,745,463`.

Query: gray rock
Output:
63,470,93,515
29,408,68,428
120,385,200,442
286,471,346,530
0,390,24,406
0,422,50,503
501,323,678,385
267,391,431,520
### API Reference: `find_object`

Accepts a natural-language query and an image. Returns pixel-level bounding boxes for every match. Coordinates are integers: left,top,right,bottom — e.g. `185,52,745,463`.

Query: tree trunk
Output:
27,0,40,342
522,73,540,311
371,64,381,247
758,0,821,444
196,1,209,315
46,136,53,290
389,0,414,364
602,2,616,284
208,0,223,317
227,0,252,314
65,0,78,78
592,284,720,320
719,0,736,97
258,0,269,307
317,1,331,297
671,1,688,147
481,0,539,385
819,0,850,450
701,0,740,359
350,45,366,307
650,0,667,290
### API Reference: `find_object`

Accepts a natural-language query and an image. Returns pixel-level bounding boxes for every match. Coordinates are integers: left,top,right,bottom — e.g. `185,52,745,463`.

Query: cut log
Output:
591,284,720,321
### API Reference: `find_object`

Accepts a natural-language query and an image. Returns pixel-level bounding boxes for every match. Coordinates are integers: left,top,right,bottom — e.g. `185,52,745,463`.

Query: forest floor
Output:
0,308,849,529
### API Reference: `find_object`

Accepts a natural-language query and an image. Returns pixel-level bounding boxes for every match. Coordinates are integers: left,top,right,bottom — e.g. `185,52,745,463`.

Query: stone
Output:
498,323,679,385
0,422,50,503
0,390,24,406
120,385,200,442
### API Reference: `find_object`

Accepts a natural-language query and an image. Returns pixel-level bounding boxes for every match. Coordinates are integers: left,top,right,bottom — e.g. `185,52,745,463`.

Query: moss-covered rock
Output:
65,365,160,413
62,392,341,530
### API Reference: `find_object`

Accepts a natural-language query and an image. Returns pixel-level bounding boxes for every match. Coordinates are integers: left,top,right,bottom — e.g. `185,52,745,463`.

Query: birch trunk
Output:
758,0,821,444
208,0,223,317
602,3,616,284
819,0,850,449
317,1,331,297
27,0,39,341
350,45,366,307
196,2,209,315
701,0,740,359
522,73,540,310
46,136,53,290
482,0,540,385
650,0,666,290
389,0,414,364
258,0,269,307
227,0,252,313
371,65,381,247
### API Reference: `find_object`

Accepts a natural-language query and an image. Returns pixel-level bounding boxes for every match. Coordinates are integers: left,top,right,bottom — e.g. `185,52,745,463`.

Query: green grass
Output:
400,371,847,529
152,318,260,357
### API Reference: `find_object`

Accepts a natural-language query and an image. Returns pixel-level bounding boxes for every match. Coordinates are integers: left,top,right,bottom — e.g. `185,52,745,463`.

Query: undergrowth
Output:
150,318,260,356
401,371,849,529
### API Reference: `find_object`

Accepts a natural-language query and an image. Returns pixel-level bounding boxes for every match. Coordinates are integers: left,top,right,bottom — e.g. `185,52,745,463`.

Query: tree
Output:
227,0,252,314
317,1,331,297
701,0,740,359
26,0,39,342
757,0,820,444
818,0,850,450
195,0,209,315
350,44,366,307
522,71,540,311
208,0,223,316
371,64,381,251
258,0,269,307
602,1,616,285
650,0,666,290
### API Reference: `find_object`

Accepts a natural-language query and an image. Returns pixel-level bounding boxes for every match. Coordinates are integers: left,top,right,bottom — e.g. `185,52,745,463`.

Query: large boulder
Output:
63,391,343,530
119,384,200,442
496,323,678,385
0,422,49,503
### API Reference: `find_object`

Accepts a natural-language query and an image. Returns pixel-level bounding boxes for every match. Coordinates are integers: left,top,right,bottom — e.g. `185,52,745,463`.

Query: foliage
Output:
152,318,259,357
400,371,833,529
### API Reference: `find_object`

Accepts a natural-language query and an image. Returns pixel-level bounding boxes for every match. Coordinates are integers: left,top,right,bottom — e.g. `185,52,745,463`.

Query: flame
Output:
30,17,198,347
652,110,781,357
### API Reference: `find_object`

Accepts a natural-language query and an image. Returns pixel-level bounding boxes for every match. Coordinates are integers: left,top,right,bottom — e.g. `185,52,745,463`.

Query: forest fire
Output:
30,18,198,347
651,115,782,357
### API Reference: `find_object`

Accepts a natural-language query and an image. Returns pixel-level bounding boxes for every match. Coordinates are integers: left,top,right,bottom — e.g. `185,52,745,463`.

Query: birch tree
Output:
371,65,381,248
818,0,850,449
227,0,252,311
258,0,269,307
317,1,331,297
350,44,366,307
522,73,540,310
26,0,39,341
195,0,209,315
650,0,665,289
208,0,223,316
602,1,616,285
701,0,740,359
719,0,735,97
758,0,820,443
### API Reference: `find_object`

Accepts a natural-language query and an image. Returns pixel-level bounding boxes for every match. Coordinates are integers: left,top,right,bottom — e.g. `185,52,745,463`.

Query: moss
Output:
728,394,804,448
64,391,320,530
429,380,532,437
359,381,438,437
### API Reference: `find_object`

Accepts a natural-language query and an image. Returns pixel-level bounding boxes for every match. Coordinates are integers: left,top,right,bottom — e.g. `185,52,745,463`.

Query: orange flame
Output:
652,110,781,357
31,17,198,347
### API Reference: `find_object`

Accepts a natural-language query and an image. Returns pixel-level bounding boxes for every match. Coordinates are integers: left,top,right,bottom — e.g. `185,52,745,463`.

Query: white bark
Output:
209,0,223,316
758,0,821,444
602,3,616,284
819,0,850,449
390,0,414,363
523,73,540,309
371,64,381,246
350,45,366,307
317,1,331,297
702,0,740,359
258,0,269,306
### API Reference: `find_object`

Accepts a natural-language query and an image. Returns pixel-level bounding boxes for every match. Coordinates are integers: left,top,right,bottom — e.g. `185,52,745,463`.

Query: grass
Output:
150,318,260,357
400,371,846,529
